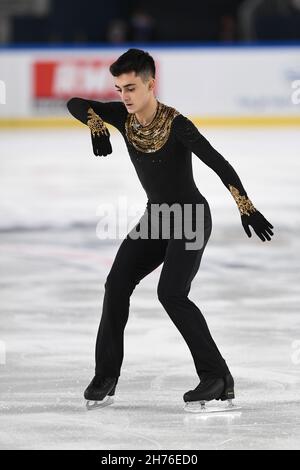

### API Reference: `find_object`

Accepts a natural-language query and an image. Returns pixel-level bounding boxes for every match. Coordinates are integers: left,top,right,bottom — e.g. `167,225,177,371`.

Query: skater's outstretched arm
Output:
173,114,274,242
66,98,126,156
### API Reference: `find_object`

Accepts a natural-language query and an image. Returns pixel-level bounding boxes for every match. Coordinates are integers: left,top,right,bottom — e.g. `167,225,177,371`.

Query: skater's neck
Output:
134,97,158,127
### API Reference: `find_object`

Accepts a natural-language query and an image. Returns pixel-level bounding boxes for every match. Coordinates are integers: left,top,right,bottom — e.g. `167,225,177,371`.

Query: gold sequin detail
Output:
125,100,180,153
229,185,257,216
87,107,110,137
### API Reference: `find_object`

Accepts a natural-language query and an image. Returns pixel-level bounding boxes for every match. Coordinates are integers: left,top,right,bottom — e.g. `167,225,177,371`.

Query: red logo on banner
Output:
33,60,119,99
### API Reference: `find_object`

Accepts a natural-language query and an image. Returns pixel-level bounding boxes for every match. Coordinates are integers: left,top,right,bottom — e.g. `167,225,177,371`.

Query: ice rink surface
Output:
0,126,300,450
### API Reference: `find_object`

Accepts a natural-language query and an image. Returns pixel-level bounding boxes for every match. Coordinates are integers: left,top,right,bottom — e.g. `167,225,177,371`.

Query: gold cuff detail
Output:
87,108,109,137
229,185,257,216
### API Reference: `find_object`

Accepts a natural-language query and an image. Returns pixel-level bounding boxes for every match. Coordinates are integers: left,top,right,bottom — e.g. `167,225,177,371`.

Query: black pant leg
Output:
95,232,167,377
157,202,230,379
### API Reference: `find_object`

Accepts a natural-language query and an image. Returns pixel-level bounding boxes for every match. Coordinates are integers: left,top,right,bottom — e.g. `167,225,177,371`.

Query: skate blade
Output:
86,396,114,410
184,399,241,414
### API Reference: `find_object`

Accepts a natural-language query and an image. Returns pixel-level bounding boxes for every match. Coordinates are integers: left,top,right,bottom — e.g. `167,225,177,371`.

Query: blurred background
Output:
1,0,300,44
1,0,300,451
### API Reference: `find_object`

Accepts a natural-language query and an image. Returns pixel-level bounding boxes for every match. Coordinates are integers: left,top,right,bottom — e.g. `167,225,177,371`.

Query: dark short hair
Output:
109,48,155,82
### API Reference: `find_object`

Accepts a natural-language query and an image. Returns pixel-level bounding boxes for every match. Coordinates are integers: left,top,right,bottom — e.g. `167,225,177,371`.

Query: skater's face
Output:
114,71,155,113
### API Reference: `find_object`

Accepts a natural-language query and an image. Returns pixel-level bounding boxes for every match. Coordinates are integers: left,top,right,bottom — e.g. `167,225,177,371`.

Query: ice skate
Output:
84,375,118,410
183,372,241,413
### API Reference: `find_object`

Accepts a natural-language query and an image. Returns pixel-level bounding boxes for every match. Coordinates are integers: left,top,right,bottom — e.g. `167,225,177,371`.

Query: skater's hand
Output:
87,107,112,156
241,210,274,242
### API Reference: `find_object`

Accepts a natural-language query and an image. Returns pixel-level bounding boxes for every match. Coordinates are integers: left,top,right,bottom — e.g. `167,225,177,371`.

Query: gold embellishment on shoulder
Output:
87,107,110,137
229,185,257,216
125,101,180,153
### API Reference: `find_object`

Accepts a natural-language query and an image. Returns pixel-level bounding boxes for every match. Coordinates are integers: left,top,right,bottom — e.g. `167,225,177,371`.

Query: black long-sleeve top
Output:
66,97,256,216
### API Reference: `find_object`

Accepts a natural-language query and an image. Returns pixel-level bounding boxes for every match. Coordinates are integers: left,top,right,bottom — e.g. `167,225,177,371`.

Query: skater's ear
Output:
148,77,155,92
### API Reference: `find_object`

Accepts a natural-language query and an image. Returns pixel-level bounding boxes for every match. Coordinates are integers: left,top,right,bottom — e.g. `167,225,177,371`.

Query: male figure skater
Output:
67,48,274,411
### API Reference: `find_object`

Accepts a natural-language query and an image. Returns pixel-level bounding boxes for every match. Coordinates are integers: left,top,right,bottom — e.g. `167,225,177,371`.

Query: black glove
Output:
241,210,274,242
87,107,112,156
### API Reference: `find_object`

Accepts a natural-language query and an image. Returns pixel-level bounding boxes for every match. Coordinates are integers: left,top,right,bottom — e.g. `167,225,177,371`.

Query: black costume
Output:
67,98,273,382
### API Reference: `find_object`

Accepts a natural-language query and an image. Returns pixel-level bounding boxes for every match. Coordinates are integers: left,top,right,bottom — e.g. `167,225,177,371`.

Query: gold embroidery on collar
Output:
125,101,180,153
87,107,110,137
229,185,257,216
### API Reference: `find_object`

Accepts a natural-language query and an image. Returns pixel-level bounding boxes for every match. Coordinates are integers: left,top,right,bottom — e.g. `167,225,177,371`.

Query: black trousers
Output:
95,200,230,380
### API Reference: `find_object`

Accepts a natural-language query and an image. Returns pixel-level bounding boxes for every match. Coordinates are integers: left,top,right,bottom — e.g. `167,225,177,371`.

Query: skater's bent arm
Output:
174,115,257,216
66,97,125,131
67,98,127,157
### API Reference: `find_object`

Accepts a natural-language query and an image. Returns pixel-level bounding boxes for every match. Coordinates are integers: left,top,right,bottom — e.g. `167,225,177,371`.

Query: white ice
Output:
0,126,300,450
